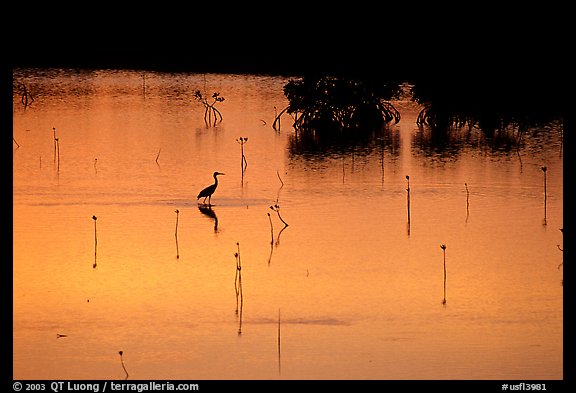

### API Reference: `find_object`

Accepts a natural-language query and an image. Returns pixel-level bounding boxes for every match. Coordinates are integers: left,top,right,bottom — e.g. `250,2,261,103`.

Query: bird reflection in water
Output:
198,205,218,232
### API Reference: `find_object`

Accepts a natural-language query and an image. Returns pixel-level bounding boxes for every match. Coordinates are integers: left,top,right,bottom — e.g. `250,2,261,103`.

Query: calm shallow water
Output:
13,69,563,380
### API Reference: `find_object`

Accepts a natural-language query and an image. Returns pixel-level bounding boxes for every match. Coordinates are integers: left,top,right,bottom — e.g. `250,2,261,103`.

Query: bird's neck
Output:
213,175,219,185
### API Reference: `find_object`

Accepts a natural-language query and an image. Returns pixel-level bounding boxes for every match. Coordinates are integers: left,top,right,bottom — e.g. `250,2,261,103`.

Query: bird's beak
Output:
219,172,225,175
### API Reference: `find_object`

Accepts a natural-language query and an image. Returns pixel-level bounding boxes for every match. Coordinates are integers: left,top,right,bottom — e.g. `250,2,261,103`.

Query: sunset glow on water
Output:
13,69,563,380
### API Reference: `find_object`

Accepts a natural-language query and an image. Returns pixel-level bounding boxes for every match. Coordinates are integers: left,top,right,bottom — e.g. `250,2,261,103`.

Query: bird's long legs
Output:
197,195,216,206
198,196,212,206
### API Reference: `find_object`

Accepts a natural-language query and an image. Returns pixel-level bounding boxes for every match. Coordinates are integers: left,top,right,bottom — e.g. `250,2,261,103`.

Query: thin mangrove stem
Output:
234,243,244,336
237,137,248,172
267,213,274,245
92,216,98,269
272,105,290,131
53,127,57,166
56,138,60,173
156,148,161,165
272,204,288,228
211,106,223,124
267,213,274,265
234,243,243,318
175,209,180,259
544,168,547,208
119,351,129,379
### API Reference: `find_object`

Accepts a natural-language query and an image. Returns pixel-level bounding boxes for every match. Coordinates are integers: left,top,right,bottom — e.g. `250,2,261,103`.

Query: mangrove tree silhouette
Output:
279,76,401,136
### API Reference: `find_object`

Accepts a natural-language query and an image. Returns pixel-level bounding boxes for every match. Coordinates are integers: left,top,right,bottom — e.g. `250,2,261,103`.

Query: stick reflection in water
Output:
406,175,411,236
277,308,281,376
174,209,180,259
465,182,470,223
441,244,447,306
270,170,289,247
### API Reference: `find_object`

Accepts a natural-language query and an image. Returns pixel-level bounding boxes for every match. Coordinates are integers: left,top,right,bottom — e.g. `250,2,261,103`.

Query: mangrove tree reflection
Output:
411,76,562,138
411,119,563,162
288,124,400,160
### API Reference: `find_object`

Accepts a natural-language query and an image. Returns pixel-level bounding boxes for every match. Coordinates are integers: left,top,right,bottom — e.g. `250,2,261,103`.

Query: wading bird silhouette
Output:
197,172,225,206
